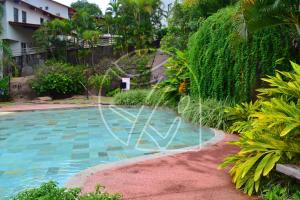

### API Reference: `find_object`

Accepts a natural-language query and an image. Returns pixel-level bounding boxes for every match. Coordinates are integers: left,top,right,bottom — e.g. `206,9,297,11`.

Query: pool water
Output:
0,107,215,198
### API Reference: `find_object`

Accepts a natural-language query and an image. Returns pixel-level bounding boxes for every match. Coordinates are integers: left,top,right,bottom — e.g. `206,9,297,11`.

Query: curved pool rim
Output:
65,128,225,189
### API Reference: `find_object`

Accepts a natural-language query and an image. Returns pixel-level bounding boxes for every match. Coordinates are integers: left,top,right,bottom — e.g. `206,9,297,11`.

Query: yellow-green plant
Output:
220,62,300,195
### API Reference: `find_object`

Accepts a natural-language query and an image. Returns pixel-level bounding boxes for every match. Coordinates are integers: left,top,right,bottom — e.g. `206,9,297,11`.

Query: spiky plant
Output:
220,62,300,195
240,0,300,36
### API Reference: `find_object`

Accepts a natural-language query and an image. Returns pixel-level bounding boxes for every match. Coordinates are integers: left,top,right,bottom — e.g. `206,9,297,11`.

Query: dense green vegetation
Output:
220,62,300,195
11,181,121,200
113,0,300,198
189,6,299,102
161,0,238,51
71,0,102,17
0,76,10,101
31,61,86,98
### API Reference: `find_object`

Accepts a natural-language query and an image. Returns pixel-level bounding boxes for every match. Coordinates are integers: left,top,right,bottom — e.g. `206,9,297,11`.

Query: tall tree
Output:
71,0,102,17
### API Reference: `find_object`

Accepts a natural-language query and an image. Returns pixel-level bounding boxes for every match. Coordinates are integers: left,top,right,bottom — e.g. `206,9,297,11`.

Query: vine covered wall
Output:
188,6,299,102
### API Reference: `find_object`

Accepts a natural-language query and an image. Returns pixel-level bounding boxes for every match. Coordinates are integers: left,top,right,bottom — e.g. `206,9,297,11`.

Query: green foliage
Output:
0,77,10,101
89,74,112,91
114,89,148,106
106,0,164,51
71,0,102,17
106,88,121,97
155,50,189,103
178,96,231,130
161,0,238,51
225,101,261,133
113,89,175,107
259,175,300,200
11,181,121,200
31,61,85,98
220,62,300,196
241,0,300,36
188,6,299,103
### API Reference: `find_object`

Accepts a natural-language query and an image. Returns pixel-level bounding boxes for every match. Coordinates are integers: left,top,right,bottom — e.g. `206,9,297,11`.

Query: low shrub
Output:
106,88,121,97
114,89,148,106
11,181,121,200
178,96,231,130
259,174,300,200
88,74,112,92
31,61,86,98
114,89,178,107
0,76,10,101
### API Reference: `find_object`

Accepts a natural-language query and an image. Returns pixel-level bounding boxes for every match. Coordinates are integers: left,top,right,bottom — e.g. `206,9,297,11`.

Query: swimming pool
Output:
0,107,215,198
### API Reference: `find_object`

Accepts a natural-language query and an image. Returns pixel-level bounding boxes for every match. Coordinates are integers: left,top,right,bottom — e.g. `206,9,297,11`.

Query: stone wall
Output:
9,76,36,101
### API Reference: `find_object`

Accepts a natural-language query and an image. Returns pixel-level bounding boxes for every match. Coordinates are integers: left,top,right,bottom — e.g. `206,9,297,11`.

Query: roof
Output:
19,0,65,19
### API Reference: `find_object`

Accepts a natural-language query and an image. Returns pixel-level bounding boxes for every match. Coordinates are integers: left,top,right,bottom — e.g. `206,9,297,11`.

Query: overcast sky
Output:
56,0,110,13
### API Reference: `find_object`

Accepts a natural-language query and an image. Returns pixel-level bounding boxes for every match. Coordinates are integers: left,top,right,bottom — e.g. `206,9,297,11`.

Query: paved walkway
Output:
82,135,250,200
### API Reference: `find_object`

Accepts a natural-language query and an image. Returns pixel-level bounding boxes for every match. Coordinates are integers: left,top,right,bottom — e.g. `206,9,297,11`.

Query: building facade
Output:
0,0,74,57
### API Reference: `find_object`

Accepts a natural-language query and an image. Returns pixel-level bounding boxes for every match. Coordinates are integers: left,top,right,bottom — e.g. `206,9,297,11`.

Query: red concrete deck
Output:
83,135,250,200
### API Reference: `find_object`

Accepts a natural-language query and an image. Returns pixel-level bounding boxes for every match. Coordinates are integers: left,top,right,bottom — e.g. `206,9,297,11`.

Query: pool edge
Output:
65,128,225,189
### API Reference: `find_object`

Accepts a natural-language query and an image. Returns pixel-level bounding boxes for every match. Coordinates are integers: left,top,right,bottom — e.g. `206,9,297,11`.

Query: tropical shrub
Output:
88,74,112,92
106,88,121,97
114,89,148,106
225,101,261,133
113,89,176,107
0,76,10,101
155,50,189,104
31,61,85,98
11,181,121,200
178,96,231,130
259,175,300,200
189,6,299,102
220,62,300,195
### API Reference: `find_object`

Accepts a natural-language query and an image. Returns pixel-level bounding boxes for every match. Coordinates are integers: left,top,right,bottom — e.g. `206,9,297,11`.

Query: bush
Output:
11,181,121,200
178,96,231,131
114,89,178,108
220,62,300,195
259,175,300,200
188,6,299,102
0,76,10,101
88,74,112,92
32,61,86,98
114,90,148,106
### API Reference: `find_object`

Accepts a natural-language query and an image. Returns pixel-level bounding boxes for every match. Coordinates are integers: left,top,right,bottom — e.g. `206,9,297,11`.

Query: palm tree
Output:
241,0,300,36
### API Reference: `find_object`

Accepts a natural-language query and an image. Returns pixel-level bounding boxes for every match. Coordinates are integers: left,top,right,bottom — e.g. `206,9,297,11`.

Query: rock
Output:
37,96,52,101
10,76,36,100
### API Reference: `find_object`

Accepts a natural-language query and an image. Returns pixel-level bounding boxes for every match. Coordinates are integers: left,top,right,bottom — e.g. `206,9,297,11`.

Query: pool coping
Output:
65,128,225,189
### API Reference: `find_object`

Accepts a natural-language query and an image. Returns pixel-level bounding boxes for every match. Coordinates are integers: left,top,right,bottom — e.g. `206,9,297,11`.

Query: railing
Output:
11,37,115,57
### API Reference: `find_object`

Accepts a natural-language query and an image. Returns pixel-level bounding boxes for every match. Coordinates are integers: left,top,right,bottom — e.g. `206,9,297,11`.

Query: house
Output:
0,0,75,57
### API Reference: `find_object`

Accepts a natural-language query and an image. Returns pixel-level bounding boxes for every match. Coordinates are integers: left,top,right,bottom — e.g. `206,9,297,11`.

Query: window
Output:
22,11,26,23
40,18,44,24
56,13,60,17
45,6,48,10
167,3,173,13
21,42,27,54
14,8,19,22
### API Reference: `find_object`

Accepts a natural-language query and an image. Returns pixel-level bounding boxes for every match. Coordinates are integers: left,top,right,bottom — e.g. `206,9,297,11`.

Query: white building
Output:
0,0,75,57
